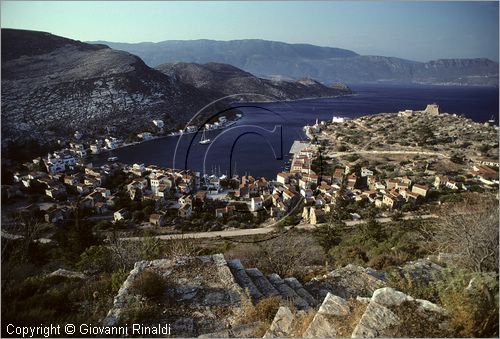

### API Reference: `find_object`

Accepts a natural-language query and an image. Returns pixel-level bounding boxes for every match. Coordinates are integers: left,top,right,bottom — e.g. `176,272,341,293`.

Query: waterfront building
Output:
137,132,153,140
152,119,164,129
105,137,122,149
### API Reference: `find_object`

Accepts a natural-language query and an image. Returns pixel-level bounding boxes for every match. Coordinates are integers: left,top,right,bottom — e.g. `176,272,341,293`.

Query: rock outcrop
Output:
103,255,452,338
49,268,86,279
104,254,244,337
302,292,354,338
351,287,450,338
263,306,297,338
305,264,387,301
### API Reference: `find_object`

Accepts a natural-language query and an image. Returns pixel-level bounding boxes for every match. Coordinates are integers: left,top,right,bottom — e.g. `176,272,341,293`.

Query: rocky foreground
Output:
104,254,453,337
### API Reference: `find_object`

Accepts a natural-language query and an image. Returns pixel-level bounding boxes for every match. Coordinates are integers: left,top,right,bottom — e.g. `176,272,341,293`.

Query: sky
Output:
1,1,499,62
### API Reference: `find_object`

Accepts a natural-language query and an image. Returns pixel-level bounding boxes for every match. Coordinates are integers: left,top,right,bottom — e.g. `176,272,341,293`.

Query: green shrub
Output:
111,269,129,293
388,268,499,337
436,270,499,337
138,235,163,260
76,245,113,273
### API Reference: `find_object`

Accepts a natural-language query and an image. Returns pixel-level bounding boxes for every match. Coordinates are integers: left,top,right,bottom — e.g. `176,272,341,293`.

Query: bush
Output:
139,235,163,260
111,269,129,293
94,220,113,230
242,296,281,324
227,220,240,229
130,270,166,298
77,245,113,273
368,254,407,270
388,268,499,337
436,270,499,337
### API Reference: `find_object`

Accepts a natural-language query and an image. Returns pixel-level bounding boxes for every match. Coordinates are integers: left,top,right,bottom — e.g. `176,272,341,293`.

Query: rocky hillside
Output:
104,254,460,338
156,62,352,100
92,39,499,86
1,29,218,145
1,30,353,149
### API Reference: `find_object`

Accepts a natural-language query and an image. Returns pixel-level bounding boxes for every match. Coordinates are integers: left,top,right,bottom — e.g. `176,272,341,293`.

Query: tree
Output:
77,245,113,273
132,210,145,222
313,219,345,254
361,217,386,243
257,233,324,277
434,194,498,273
66,199,97,260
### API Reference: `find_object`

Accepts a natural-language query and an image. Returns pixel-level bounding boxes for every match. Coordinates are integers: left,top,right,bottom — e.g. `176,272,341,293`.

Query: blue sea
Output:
92,84,499,179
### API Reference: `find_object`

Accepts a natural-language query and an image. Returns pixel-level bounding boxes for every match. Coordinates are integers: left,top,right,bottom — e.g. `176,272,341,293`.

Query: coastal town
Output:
2,4,498,337
2,104,499,241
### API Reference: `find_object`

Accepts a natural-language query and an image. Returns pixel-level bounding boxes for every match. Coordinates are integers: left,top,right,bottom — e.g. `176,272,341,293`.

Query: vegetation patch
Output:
130,270,166,299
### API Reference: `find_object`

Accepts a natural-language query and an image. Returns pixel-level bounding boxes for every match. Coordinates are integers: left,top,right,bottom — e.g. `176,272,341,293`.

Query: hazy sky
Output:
1,1,499,62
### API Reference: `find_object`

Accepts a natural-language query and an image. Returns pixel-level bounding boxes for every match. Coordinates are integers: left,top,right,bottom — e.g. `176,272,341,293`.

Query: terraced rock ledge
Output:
104,254,451,338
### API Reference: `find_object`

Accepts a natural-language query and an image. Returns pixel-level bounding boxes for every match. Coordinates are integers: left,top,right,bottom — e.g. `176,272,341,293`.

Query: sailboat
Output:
199,128,211,145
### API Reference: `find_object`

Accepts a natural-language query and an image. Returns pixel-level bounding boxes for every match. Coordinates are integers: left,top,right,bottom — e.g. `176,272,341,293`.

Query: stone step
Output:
226,259,263,301
267,273,310,310
245,268,281,299
284,277,318,307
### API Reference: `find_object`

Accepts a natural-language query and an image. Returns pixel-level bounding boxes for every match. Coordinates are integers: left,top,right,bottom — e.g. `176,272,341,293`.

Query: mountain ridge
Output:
155,61,352,101
89,38,499,86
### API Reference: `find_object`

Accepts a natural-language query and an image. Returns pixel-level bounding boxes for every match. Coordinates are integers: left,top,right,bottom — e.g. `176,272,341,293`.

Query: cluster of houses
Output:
270,139,499,225
214,173,301,221
171,115,241,136
45,119,167,160
117,164,203,221
13,152,209,225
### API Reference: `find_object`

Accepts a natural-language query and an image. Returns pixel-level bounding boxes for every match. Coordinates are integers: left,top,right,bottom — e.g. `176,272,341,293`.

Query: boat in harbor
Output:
199,128,211,145
107,156,118,162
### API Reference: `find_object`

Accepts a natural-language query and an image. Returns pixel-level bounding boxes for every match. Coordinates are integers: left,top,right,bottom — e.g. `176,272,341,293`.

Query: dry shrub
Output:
435,193,498,273
384,300,452,338
224,243,262,269
294,265,329,285
242,295,282,324
257,233,325,277
164,237,197,257
334,299,368,337
437,271,499,337
368,253,408,270
225,233,325,278
130,270,166,299
239,295,281,337
290,309,316,337
251,322,272,338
